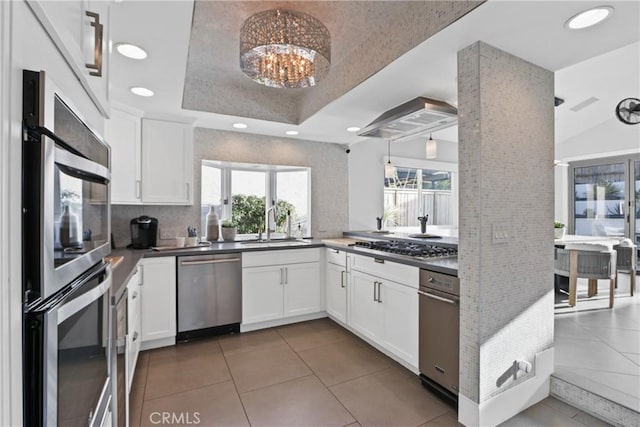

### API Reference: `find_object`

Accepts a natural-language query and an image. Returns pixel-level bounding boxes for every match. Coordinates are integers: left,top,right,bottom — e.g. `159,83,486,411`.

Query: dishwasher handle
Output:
180,258,241,266
417,290,458,305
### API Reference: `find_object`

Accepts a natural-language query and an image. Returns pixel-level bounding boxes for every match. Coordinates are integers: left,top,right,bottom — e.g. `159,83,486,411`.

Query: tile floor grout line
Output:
218,346,253,427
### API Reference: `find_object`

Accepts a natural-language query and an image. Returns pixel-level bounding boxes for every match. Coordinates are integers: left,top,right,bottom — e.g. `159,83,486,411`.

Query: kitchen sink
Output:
240,239,312,248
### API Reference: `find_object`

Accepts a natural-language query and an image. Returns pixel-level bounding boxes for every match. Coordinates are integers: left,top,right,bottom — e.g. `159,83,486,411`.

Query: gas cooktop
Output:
354,240,457,259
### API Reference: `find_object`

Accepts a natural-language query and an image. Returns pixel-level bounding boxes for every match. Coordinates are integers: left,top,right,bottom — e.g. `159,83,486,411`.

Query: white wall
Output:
554,117,640,224
348,134,458,231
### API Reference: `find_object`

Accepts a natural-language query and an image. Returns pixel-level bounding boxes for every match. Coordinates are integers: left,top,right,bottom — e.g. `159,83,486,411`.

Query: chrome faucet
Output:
265,203,278,241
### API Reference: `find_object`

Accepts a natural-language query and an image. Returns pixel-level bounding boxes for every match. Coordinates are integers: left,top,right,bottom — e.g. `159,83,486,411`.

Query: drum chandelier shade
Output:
240,9,331,89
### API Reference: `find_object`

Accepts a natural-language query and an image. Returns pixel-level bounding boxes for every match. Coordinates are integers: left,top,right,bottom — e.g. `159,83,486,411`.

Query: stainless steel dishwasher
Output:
177,253,242,341
418,268,459,406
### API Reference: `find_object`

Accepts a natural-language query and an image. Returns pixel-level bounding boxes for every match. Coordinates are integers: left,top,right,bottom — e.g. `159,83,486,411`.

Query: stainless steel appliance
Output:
354,240,457,259
22,69,113,426
418,269,460,405
22,70,111,303
177,253,242,340
112,286,128,427
130,216,158,249
24,263,113,426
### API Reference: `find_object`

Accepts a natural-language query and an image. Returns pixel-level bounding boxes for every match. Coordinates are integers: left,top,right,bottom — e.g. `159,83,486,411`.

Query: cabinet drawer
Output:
326,248,346,266
243,248,320,267
351,254,418,289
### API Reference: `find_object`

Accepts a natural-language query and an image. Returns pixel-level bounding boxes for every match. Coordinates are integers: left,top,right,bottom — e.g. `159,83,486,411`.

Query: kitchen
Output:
1,1,639,427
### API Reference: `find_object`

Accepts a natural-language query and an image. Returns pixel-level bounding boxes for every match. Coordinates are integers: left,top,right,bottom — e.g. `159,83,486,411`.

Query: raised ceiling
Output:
182,1,482,124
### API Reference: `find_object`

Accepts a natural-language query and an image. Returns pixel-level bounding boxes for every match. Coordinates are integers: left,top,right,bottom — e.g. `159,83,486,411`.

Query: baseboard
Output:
240,312,327,332
458,347,554,426
140,336,176,351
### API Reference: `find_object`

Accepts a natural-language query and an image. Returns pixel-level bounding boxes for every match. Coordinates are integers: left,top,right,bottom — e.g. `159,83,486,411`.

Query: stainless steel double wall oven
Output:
22,70,112,426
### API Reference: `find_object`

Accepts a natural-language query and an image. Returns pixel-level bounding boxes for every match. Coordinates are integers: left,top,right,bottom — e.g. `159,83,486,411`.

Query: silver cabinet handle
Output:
340,271,345,288
180,258,240,266
285,267,288,284
186,182,190,199
132,331,139,342
373,281,377,301
280,267,284,285
85,11,103,77
417,290,457,305
377,281,382,303
374,258,385,264
136,180,141,199
331,249,340,254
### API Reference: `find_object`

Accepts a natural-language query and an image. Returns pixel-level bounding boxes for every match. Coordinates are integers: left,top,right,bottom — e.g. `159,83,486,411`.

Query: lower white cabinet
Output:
325,249,348,325
348,269,418,368
140,257,176,345
126,264,142,393
242,249,322,326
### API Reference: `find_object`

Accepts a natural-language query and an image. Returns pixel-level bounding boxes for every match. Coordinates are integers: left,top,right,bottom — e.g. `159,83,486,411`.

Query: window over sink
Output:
201,160,311,238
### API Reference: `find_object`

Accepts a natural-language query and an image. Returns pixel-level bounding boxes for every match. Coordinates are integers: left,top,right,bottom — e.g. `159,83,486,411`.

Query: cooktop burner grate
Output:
354,240,457,258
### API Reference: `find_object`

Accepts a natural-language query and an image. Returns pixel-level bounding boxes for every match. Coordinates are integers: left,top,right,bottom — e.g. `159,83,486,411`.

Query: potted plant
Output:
554,221,565,239
221,220,237,241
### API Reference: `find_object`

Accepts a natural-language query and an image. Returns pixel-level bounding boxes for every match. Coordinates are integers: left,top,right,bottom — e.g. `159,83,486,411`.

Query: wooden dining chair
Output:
554,243,617,308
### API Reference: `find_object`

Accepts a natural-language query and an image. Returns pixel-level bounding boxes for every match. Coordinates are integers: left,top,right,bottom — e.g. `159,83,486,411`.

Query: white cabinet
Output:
140,257,176,347
348,257,418,369
141,119,193,205
126,264,142,392
27,0,110,116
242,249,322,327
325,249,348,325
105,108,142,204
105,115,193,205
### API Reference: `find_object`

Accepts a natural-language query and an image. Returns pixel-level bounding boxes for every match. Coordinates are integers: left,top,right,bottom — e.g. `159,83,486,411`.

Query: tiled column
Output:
457,42,555,426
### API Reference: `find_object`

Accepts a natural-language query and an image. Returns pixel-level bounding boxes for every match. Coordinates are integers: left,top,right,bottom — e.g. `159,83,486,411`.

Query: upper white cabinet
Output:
27,0,111,117
105,108,142,204
141,119,193,205
105,114,193,205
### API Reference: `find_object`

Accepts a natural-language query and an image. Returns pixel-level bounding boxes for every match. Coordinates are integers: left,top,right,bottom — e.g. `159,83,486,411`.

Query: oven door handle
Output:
417,290,458,305
57,266,112,324
54,144,110,184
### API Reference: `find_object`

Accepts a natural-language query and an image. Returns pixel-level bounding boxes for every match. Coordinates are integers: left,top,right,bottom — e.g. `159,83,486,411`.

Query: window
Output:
383,157,457,230
201,160,311,238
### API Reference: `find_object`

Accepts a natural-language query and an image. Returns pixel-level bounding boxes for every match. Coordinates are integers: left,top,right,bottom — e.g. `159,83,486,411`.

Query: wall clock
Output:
615,98,640,125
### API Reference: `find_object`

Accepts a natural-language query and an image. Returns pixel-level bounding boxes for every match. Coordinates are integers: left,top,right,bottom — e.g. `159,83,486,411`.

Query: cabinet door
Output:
348,270,382,341
242,266,284,324
284,262,321,317
105,109,142,204
141,119,193,205
326,262,347,324
140,257,176,342
27,0,110,116
380,280,418,367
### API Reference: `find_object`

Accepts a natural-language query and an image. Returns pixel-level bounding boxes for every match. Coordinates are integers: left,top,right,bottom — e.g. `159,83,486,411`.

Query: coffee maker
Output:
130,216,158,249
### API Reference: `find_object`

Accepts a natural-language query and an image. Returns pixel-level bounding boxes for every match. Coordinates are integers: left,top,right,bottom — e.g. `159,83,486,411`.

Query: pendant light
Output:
426,134,437,159
384,140,396,179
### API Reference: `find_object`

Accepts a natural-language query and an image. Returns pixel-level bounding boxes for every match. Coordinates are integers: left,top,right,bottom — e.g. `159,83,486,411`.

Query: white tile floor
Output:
554,272,640,413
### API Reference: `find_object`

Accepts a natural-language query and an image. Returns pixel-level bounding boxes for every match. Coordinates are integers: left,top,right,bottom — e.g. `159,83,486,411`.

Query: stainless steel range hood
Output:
358,97,457,141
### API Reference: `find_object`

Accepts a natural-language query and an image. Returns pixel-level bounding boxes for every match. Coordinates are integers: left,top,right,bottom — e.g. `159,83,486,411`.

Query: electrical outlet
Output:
160,228,176,239
492,224,509,244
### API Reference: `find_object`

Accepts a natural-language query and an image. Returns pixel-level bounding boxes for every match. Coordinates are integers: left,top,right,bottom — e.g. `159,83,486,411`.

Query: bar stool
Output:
554,243,617,308
614,240,637,296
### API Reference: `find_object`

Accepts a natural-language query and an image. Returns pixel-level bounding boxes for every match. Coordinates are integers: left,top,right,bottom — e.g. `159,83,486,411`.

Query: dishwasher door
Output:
177,253,242,337
418,286,459,396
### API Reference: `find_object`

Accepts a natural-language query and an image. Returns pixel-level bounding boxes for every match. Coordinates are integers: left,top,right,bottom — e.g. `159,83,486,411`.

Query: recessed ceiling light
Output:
565,6,613,30
346,127,360,132
116,43,147,59
130,87,154,97
233,123,248,129
285,130,299,136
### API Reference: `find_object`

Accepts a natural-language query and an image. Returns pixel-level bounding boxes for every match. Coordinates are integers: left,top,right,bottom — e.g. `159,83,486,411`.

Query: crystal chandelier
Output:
240,9,331,89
